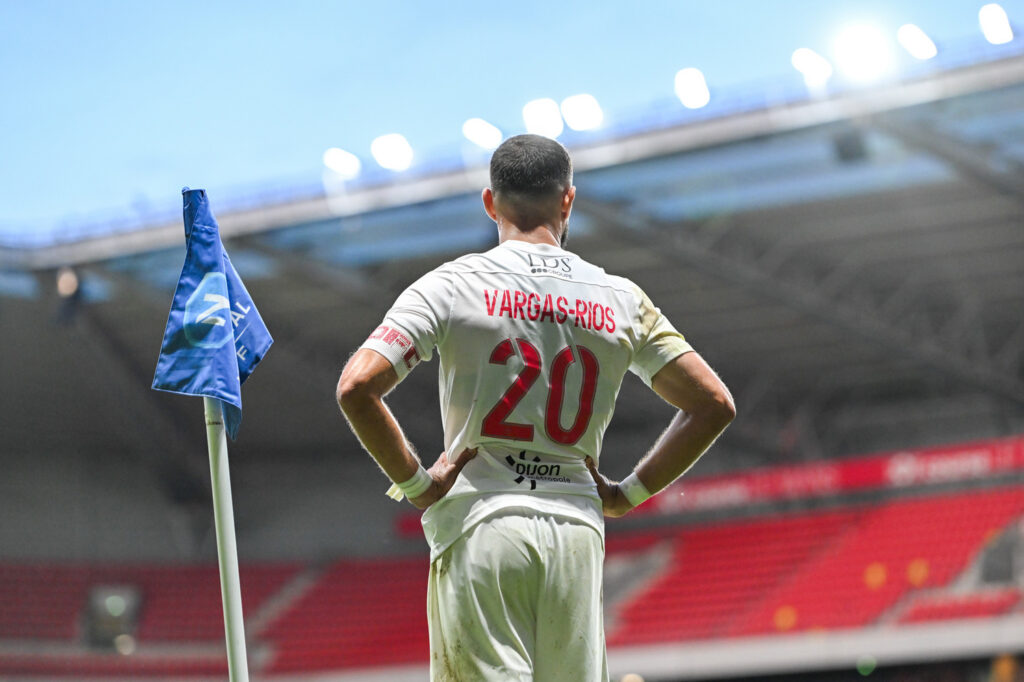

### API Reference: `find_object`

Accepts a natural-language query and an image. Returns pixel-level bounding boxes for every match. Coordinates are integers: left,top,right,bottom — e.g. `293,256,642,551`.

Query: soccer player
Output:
337,134,735,681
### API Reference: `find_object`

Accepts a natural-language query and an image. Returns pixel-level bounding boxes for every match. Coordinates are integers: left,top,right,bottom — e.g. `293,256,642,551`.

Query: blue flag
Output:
152,188,272,439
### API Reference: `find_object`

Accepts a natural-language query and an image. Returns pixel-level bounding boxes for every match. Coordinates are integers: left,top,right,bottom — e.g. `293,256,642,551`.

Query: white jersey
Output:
361,240,692,560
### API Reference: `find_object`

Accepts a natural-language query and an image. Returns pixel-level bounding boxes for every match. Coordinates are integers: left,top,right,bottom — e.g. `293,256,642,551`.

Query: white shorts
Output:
427,510,608,682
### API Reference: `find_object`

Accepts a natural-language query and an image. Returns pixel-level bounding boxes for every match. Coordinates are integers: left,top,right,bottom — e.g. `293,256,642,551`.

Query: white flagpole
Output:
204,397,250,682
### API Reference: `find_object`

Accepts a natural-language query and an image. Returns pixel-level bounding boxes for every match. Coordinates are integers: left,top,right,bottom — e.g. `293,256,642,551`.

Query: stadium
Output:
2,3,1024,680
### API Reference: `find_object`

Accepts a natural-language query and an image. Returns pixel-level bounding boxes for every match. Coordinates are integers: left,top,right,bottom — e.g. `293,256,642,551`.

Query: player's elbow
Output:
336,371,376,412
337,349,400,414
698,386,736,430
714,390,737,426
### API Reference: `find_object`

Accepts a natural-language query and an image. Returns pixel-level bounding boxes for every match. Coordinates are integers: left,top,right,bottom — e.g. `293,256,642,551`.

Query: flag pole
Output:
204,396,250,682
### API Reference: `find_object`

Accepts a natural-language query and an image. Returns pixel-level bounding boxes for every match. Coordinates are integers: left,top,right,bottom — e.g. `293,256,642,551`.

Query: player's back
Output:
437,240,638,464
364,237,689,557
403,239,688,558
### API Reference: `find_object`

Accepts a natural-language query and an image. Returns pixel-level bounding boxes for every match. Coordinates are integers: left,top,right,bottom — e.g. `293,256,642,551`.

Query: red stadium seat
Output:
608,508,859,645
262,557,431,672
0,562,298,643
726,487,1024,636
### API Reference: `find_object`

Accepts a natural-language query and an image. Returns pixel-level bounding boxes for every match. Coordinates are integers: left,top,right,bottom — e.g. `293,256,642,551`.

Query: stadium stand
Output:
0,562,297,643
1,483,1020,677
262,557,430,673
725,487,1024,636
133,564,300,641
607,509,860,645
0,563,87,640
603,487,1024,646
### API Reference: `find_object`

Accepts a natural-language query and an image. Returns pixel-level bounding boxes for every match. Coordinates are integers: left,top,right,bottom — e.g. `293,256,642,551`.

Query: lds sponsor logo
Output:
527,253,573,275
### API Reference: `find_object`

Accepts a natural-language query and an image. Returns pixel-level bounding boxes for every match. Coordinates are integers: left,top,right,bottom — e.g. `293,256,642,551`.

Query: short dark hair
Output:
490,134,573,201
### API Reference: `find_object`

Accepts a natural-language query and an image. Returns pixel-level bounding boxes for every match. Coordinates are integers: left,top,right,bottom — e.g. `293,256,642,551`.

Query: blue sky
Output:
0,0,1020,242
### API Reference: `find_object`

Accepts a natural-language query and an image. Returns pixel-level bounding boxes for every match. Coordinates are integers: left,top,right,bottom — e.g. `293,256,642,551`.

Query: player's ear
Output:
482,188,499,222
561,186,576,221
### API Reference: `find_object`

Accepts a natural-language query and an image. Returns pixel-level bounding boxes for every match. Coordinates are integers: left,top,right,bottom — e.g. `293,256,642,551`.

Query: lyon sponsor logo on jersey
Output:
483,289,616,333
505,451,569,490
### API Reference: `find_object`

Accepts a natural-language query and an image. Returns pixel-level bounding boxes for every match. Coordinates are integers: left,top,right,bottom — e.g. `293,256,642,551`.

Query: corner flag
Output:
152,188,272,439
151,188,271,682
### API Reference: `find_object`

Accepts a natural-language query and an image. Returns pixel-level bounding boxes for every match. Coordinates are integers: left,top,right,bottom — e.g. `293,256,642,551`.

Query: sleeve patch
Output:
369,324,409,346
367,324,421,370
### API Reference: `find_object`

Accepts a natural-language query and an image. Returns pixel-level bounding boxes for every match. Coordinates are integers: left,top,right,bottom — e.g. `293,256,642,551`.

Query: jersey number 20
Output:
481,338,599,445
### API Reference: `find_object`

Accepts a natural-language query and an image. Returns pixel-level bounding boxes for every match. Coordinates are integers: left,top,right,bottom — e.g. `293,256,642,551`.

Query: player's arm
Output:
587,351,735,517
337,348,475,509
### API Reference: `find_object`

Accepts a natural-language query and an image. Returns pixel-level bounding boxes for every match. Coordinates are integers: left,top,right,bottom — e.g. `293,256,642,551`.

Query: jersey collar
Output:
497,240,568,255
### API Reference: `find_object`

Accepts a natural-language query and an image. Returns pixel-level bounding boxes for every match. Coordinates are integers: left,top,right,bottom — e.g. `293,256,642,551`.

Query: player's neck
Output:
497,221,561,247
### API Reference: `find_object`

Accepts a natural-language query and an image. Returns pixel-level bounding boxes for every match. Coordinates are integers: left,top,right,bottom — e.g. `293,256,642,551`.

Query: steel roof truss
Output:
577,198,1024,407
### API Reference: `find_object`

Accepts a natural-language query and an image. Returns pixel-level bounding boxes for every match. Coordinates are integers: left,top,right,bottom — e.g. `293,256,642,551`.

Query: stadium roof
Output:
2,52,1023,500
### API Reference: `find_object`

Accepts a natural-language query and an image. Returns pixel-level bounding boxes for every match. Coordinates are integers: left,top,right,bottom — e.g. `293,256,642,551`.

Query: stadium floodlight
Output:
370,133,414,171
674,67,710,109
560,94,603,131
462,118,503,150
832,24,894,83
322,147,361,180
522,98,564,138
897,24,937,60
980,4,1014,45
791,47,834,89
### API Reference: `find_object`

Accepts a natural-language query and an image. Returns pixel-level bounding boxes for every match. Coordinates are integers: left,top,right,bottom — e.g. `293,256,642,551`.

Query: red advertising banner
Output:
394,435,1024,535
638,435,1024,516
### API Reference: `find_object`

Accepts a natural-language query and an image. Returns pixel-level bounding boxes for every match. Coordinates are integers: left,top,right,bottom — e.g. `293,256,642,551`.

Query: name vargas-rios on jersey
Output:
483,288,616,333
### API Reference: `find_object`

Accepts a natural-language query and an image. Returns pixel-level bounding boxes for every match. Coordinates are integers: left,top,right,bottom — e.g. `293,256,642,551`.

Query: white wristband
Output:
619,472,652,508
395,464,433,500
